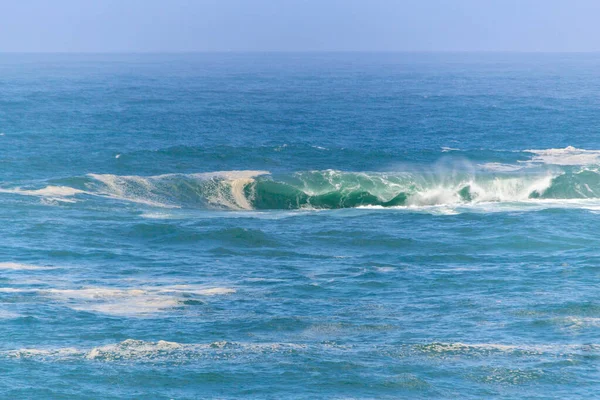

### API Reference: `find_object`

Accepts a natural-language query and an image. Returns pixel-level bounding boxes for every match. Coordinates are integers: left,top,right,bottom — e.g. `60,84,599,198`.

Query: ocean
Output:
1,52,600,398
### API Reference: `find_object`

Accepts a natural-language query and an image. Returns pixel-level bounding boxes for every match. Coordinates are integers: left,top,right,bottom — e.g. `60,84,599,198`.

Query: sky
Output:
0,0,599,52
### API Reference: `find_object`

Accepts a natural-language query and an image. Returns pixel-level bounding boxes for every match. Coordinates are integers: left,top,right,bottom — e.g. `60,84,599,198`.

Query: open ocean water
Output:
1,52,600,398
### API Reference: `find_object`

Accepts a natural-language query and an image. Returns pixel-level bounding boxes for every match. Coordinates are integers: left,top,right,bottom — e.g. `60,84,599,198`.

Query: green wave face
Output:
243,167,600,209
246,172,411,209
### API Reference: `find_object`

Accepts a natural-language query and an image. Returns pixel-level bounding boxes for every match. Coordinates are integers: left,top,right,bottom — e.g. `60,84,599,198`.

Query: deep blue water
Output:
2,53,600,398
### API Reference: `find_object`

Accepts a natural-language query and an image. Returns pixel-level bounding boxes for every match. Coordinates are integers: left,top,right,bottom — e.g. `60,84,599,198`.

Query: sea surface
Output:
1,53,600,398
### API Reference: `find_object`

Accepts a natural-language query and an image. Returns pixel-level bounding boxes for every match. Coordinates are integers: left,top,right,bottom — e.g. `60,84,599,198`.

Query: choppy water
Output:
2,53,600,398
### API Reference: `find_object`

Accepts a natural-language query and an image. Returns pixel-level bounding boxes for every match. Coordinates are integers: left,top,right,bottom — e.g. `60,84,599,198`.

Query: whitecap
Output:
524,146,600,165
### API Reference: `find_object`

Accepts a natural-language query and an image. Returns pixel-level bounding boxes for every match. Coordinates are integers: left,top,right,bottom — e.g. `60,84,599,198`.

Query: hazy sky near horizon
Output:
0,0,599,52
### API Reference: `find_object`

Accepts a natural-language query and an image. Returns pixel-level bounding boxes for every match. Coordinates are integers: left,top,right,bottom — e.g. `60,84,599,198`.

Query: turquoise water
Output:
2,53,600,398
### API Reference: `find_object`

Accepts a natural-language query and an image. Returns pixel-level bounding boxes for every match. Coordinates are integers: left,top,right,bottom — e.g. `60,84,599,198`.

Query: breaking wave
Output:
77,166,600,210
4,148,600,211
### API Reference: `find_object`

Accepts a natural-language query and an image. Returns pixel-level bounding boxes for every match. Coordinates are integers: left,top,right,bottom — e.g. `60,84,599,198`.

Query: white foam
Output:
0,284,235,316
557,316,600,328
86,339,183,360
0,288,36,293
422,342,519,352
0,309,21,319
524,146,600,165
2,339,312,361
42,286,235,316
0,186,85,202
0,262,54,270
140,212,177,219
5,339,599,363
188,287,236,296
417,342,600,354
355,197,600,216
42,288,177,315
401,173,556,207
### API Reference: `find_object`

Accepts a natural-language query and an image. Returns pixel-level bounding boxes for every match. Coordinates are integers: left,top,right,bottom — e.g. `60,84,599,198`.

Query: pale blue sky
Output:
0,0,599,52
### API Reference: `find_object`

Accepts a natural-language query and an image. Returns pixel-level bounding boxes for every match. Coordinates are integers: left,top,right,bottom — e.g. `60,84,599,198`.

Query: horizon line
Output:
1,50,600,55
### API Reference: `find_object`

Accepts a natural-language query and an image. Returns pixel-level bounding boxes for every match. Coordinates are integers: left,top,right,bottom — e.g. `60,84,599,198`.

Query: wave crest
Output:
82,168,600,210
6,158,600,210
